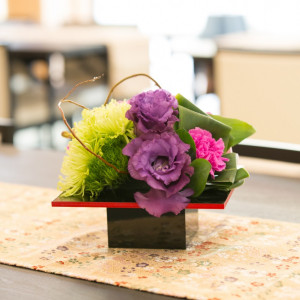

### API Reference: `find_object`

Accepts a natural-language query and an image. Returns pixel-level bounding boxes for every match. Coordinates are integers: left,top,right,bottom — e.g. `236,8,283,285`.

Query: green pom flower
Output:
58,100,135,199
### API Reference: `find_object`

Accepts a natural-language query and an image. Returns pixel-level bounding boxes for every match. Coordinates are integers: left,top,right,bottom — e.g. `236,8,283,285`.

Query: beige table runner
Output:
0,182,299,299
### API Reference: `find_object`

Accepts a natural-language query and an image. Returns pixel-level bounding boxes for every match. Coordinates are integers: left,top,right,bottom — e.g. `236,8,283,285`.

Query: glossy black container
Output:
106,208,198,249
53,187,231,249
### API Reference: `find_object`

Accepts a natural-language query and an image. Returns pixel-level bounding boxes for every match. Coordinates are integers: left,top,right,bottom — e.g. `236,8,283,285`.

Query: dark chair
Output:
0,118,14,144
233,143,300,164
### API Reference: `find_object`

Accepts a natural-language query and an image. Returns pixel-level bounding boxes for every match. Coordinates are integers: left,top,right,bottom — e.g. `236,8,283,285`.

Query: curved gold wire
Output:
58,73,162,174
104,73,162,105
58,75,127,174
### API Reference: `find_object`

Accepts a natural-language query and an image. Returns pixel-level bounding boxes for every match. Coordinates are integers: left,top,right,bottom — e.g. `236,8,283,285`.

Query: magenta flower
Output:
122,132,194,197
189,127,229,178
134,188,193,217
125,89,178,134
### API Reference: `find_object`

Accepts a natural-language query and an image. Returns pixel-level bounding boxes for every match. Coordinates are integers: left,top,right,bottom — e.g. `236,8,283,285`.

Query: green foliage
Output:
187,159,211,197
58,100,135,199
206,153,250,192
211,153,237,184
175,94,232,150
177,105,231,149
175,93,256,152
176,128,196,160
59,92,255,201
84,137,129,198
176,93,207,115
175,93,255,196
211,115,256,148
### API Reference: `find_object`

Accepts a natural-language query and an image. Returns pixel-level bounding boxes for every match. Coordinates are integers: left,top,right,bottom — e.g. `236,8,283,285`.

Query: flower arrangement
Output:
58,74,255,217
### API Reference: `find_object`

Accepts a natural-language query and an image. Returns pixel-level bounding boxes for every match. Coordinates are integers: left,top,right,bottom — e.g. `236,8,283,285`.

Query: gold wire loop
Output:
58,74,127,174
104,73,162,105
59,73,162,174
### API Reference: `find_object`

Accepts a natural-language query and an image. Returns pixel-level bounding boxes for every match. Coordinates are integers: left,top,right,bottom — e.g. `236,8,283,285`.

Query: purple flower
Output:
125,89,179,134
134,189,193,217
122,132,194,197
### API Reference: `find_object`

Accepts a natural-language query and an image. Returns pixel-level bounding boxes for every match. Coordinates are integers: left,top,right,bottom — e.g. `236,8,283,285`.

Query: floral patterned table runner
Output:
0,182,299,300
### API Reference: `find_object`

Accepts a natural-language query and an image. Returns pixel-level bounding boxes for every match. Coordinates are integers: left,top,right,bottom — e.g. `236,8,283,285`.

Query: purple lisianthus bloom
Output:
125,89,179,134
134,188,193,218
122,132,194,197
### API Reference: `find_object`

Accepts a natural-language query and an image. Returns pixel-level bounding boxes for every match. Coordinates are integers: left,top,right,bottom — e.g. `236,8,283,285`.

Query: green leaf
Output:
178,105,232,149
204,184,231,191
175,94,207,115
176,129,196,152
176,128,196,160
209,168,249,191
229,179,245,189
222,153,237,169
206,179,245,191
209,152,237,184
213,169,237,184
211,115,256,148
187,159,211,197
235,168,249,182
205,152,239,192
174,120,179,131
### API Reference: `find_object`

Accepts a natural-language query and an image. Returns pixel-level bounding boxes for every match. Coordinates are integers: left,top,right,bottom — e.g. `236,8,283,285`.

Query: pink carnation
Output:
189,127,229,178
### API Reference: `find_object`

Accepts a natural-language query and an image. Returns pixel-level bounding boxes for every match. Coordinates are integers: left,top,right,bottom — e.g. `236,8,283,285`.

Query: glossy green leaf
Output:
187,159,211,197
211,168,249,191
175,93,207,115
229,179,245,189
178,105,231,149
205,183,231,191
212,169,237,184
209,153,237,184
235,168,249,182
207,179,245,191
176,128,196,160
222,153,237,169
211,115,256,148
174,120,179,131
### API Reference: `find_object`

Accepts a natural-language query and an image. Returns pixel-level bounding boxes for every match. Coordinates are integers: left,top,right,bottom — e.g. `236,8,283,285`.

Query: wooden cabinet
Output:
214,35,300,145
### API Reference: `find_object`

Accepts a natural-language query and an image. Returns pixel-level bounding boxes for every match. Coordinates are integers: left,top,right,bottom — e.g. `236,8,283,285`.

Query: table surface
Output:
0,145,299,300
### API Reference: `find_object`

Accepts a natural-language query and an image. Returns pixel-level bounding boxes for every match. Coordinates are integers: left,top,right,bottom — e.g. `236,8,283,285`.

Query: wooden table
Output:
0,145,299,299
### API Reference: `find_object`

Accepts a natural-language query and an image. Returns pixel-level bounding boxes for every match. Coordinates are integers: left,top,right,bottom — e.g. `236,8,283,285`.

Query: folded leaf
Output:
211,115,256,148
175,94,207,115
213,169,237,184
187,159,211,197
209,152,237,184
235,168,249,182
176,128,196,160
229,179,245,189
205,183,232,190
209,167,249,191
178,105,231,149
222,153,237,169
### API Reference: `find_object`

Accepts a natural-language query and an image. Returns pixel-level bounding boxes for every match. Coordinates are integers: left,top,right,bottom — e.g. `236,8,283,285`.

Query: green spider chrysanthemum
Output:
58,100,135,199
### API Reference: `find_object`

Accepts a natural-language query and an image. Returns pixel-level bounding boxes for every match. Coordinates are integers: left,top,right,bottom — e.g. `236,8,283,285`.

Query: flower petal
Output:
126,89,178,134
134,189,192,217
189,127,228,177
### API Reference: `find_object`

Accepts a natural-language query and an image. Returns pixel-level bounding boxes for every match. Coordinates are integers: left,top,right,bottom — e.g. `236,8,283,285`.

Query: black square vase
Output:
107,208,198,249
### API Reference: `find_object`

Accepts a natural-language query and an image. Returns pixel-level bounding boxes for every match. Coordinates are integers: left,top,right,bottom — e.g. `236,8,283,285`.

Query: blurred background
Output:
0,0,299,158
